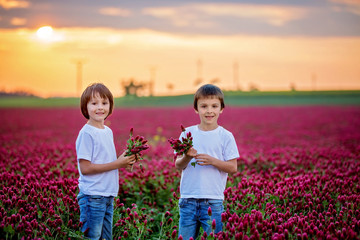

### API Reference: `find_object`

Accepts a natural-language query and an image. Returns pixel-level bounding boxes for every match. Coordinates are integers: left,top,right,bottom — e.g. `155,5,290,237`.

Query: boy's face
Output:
195,96,223,129
87,92,110,127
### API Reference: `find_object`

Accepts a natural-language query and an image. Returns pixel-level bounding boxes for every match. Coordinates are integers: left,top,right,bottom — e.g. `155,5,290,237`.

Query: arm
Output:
175,147,197,170
79,152,137,175
195,154,238,174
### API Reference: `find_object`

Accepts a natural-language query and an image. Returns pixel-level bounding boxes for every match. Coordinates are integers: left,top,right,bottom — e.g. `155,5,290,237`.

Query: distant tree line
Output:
0,90,37,98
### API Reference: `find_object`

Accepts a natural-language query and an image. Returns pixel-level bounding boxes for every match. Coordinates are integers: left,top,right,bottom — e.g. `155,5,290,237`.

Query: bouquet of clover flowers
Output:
168,125,197,167
125,128,149,172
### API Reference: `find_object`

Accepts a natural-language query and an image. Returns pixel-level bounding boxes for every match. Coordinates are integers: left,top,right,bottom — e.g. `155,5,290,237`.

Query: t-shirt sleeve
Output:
76,131,93,162
223,133,240,161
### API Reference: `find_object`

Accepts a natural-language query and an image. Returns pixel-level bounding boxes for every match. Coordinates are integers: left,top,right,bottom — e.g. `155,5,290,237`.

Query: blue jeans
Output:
77,192,114,240
178,198,224,240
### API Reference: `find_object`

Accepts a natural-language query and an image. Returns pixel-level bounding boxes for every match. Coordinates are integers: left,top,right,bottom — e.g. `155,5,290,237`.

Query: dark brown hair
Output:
193,84,225,111
80,83,114,119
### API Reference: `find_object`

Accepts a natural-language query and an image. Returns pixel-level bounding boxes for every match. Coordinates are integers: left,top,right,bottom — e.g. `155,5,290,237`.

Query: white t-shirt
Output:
179,125,239,200
76,124,119,196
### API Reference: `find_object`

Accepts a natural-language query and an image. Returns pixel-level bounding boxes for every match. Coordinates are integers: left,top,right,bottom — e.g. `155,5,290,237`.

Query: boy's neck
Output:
198,123,219,131
87,120,105,129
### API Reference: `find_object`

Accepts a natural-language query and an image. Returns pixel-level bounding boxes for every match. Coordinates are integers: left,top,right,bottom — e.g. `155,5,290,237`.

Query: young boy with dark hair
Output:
175,84,239,239
76,83,137,240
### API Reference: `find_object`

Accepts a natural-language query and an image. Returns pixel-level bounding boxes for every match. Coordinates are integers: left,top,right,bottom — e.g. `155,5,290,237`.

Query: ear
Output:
194,109,199,114
220,108,224,114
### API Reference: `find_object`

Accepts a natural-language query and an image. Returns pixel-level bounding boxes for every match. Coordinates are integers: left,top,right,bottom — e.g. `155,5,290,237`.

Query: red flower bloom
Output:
125,128,149,172
212,219,216,230
168,125,194,165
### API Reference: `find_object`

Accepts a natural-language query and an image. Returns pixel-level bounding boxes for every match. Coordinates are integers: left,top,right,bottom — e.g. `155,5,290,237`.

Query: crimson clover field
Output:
0,106,360,239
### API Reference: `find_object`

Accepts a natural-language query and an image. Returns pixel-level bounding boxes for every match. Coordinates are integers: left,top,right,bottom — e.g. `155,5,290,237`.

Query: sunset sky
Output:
0,0,359,97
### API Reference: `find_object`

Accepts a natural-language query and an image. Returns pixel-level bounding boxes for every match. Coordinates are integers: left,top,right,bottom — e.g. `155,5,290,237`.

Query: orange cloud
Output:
99,7,131,17
0,0,29,9
330,0,360,15
10,17,26,26
198,4,308,26
143,3,308,27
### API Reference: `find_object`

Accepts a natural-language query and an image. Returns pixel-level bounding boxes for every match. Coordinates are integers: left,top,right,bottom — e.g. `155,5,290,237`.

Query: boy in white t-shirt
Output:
175,84,239,240
76,83,137,240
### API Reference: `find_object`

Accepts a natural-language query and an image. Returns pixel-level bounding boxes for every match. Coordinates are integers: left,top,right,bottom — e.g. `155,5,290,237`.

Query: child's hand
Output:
117,151,137,169
185,147,197,158
195,154,215,166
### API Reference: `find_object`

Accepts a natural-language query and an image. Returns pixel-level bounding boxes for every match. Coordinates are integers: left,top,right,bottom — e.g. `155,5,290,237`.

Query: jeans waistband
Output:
182,198,223,204
187,198,209,202
77,191,114,200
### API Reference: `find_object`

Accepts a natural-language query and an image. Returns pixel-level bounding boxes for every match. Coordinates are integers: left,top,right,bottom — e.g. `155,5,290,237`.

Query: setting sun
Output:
36,26,54,41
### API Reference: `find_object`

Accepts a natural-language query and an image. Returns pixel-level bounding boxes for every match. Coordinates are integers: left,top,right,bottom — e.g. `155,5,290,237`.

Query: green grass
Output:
225,90,360,106
0,90,359,108
0,97,80,108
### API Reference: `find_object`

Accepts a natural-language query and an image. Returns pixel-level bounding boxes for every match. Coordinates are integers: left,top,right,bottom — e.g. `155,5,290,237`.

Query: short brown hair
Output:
80,83,114,119
193,84,225,111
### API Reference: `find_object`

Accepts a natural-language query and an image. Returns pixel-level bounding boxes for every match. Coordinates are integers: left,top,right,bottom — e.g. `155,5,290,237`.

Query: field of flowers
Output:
0,106,360,239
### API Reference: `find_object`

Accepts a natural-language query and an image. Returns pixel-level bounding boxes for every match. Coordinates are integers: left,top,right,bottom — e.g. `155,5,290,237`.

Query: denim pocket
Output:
178,198,187,208
208,199,223,206
207,199,224,213
88,195,106,208
89,195,104,200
